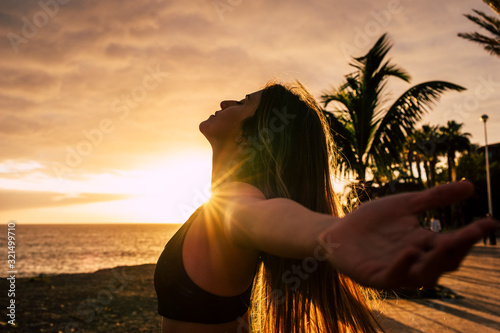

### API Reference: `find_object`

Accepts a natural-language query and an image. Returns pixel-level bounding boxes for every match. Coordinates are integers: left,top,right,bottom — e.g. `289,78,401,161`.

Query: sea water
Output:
0,223,181,278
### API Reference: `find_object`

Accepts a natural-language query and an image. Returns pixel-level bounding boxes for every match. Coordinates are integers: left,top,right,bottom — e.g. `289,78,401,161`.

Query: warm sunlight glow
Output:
106,151,214,223
0,150,213,223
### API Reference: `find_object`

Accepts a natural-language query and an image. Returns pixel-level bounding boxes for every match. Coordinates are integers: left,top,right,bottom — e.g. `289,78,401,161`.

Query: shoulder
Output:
202,181,266,225
211,181,266,201
207,182,266,240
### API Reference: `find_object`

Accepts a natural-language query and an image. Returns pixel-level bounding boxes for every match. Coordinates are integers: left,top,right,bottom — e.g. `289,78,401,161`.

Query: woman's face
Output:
200,90,262,146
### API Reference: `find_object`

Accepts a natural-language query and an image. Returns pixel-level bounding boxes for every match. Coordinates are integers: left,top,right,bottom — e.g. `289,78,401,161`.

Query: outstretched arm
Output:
219,181,497,290
218,182,334,258
318,181,498,289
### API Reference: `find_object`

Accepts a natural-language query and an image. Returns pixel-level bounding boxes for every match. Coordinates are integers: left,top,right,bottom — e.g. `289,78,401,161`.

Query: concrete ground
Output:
378,243,500,332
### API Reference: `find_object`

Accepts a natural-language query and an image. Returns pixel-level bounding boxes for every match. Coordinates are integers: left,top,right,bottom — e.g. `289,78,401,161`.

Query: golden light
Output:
87,150,214,223
0,150,213,224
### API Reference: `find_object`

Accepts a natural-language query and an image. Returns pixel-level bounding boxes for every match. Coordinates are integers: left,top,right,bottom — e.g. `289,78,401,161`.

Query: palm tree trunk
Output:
355,158,367,183
448,152,457,181
424,161,431,188
430,157,437,186
408,157,416,179
419,161,426,186
415,160,421,183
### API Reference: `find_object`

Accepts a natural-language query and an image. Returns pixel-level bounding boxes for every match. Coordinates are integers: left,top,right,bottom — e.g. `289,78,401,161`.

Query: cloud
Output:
0,0,498,223
0,0,498,184
0,188,130,211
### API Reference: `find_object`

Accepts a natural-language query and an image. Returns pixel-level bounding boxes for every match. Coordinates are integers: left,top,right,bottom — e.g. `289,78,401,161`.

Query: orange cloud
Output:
0,0,498,223
0,188,130,211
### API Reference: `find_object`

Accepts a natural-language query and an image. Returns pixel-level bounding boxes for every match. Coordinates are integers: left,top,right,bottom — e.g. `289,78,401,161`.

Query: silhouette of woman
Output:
154,82,497,333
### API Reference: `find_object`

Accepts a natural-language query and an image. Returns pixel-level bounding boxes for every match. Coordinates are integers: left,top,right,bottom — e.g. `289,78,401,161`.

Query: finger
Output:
471,218,500,234
348,182,475,222
439,238,475,273
412,220,495,284
439,219,499,272
406,181,474,215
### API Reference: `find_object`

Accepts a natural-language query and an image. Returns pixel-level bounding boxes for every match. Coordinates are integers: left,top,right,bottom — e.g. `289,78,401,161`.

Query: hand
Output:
318,181,498,290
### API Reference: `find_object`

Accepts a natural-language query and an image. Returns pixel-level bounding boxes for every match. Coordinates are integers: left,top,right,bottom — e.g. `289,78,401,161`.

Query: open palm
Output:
318,181,497,290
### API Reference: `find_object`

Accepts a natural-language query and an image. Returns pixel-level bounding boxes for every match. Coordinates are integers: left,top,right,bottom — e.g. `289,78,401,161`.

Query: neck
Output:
210,144,240,189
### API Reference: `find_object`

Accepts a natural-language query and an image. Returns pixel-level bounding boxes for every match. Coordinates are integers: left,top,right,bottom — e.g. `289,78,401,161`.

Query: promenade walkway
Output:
2,240,497,332
378,243,500,332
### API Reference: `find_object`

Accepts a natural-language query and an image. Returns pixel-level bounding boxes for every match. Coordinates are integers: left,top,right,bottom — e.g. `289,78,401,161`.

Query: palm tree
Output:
408,124,446,187
322,34,466,182
458,0,500,57
403,134,425,185
439,121,472,182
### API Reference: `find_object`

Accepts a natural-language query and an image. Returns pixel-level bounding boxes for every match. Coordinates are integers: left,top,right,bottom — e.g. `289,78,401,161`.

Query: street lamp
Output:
481,114,495,245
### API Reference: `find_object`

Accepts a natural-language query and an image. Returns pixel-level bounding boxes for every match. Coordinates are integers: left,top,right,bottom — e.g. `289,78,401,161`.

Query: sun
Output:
0,149,214,224
106,150,213,223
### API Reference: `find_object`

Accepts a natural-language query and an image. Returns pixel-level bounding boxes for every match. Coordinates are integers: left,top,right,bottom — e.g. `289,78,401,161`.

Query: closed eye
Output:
236,94,249,105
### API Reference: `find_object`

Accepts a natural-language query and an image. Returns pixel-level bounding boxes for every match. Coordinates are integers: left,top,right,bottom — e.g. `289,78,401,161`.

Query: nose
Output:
220,100,236,110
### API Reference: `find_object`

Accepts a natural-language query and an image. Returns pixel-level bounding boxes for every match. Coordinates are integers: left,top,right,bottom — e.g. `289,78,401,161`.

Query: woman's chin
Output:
199,120,213,141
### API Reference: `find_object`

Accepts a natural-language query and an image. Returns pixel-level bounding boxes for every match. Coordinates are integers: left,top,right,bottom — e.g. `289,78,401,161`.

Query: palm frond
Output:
458,32,500,56
458,8,500,57
322,110,357,173
351,33,392,80
466,10,500,37
374,61,411,83
322,89,354,114
370,81,466,160
484,0,500,15
323,34,465,181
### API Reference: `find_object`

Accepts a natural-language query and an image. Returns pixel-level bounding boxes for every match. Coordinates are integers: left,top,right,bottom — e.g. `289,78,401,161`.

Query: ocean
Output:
1,223,182,278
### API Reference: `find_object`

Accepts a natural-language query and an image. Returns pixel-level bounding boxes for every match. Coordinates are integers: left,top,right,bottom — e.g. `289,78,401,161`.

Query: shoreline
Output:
0,262,160,280
1,244,499,332
1,264,161,333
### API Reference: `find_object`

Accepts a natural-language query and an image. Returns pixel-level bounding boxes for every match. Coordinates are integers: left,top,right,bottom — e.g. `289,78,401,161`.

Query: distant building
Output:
478,142,500,162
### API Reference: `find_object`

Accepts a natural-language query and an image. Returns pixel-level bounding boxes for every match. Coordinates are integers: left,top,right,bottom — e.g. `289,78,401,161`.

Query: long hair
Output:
235,83,383,332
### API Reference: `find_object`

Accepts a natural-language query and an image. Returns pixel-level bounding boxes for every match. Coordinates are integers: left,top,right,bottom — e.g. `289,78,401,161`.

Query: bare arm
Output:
221,186,335,258
218,181,498,289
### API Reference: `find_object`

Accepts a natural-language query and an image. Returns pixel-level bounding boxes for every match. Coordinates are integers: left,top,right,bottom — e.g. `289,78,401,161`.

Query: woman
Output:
154,83,496,332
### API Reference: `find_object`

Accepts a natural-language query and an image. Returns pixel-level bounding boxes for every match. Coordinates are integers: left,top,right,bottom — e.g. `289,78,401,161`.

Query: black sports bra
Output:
154,206,252,324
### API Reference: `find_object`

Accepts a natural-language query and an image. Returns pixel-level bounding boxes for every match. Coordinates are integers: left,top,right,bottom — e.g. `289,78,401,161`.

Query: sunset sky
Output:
1,0,499,223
